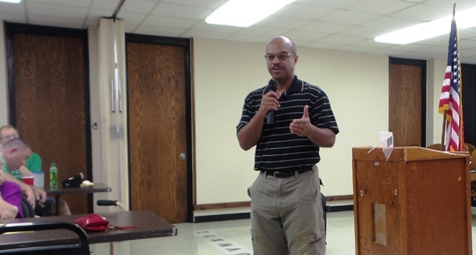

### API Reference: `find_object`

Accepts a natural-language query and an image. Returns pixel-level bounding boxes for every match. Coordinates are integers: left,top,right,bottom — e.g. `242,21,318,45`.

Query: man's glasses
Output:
264,53,296,61
0,134,19,141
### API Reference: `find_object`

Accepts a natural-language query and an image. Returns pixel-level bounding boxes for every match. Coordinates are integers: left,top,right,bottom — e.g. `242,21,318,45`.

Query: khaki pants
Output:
249,167,326,255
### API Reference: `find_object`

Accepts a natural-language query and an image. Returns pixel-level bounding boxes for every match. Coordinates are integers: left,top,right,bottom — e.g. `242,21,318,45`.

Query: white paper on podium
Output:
379,131,394,161
368,131,394,161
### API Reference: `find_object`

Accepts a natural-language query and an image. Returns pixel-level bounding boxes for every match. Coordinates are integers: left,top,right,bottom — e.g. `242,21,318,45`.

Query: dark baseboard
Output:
325,204,354,212
194,212,250,223
194,204,353,223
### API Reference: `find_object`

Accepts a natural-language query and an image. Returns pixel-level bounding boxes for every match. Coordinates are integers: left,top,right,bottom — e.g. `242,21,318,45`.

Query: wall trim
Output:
194,195,354,211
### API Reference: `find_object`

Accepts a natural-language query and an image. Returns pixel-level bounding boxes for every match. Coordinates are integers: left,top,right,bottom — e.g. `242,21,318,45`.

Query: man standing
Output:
236,36,339,255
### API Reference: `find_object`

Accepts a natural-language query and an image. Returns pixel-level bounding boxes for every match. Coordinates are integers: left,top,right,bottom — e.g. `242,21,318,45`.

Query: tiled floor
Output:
90,209,476,255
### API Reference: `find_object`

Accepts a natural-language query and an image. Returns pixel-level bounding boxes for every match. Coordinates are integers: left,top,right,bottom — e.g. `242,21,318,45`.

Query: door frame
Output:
389,57,427,147
125,33,194,222
5,22,93,212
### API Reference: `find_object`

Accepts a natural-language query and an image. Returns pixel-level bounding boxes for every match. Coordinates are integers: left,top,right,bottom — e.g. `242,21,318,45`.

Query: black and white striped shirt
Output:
237,76,339,171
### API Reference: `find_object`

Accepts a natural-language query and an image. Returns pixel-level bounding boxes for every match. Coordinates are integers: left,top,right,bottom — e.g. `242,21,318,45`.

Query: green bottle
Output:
49,162,58,189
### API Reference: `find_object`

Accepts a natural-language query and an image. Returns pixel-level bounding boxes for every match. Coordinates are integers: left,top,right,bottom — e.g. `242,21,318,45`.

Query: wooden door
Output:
389,58,425,147
127,38,190,223
7,24,90,214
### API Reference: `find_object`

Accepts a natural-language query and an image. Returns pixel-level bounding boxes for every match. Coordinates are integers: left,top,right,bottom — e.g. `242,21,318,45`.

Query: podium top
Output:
352,146,469,162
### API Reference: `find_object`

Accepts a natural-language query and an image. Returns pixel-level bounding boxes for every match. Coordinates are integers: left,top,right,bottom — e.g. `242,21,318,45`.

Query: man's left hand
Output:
290,105,312,137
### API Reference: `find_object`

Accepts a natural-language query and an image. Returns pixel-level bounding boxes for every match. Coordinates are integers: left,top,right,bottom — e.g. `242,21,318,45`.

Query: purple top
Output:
0,181,23,218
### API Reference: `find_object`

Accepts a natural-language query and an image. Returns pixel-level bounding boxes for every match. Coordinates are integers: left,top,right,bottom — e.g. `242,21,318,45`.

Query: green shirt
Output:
2,152,42,181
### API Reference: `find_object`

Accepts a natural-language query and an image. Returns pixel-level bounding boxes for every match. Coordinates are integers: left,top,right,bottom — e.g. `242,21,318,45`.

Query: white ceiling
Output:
1,0,476,64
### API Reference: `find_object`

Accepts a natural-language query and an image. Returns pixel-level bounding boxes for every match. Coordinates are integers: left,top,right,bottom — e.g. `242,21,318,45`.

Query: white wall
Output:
193,38,389,203
0,22,8,125
0,21,449,206
427,59,447,145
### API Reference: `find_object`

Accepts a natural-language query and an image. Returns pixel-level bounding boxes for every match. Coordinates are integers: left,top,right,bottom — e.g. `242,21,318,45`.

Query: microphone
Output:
97,199,126,211
265,82,277,125
97,200,118,206
266,111,274,125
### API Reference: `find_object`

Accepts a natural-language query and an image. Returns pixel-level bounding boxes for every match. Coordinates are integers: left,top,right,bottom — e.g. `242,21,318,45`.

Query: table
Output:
44,183,112,215
0,210,177,250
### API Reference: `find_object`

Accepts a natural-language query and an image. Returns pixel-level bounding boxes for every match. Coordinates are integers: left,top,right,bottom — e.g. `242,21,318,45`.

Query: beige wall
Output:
427,59,447,145
193,39,389,203
0,23,8,125
0,20,449,206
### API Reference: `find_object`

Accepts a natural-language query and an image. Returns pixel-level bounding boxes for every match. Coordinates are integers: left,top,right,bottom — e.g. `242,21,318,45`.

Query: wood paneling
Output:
127,41,189,223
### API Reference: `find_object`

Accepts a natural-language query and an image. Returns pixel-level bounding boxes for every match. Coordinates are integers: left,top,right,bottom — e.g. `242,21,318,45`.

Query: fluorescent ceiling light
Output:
206,0,296,27
0,0,21,3
375,6,476,44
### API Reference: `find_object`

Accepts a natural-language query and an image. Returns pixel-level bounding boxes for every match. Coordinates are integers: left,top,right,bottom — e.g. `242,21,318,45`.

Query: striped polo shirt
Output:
237,76,339,172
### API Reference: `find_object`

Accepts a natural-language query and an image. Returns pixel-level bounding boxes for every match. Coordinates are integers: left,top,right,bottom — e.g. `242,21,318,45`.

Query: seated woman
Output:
0,181,23,219
0,137,37,219
0,166,23,219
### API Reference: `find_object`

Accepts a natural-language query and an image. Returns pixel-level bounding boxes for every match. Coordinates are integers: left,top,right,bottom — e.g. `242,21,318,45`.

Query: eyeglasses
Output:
0,134,19,141
264,53,296,61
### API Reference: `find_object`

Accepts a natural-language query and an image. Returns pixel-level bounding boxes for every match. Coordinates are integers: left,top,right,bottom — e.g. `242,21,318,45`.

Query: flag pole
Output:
440,110,446,150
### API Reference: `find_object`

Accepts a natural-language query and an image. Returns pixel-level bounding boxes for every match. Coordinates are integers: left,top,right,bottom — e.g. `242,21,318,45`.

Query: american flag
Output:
438,16,464,152
382,134,394,161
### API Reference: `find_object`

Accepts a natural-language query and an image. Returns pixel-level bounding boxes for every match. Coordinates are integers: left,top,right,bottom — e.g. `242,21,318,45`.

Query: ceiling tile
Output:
318,34,367,44
336,45,374,53
28,0,92,8
26,2,89,19
274,3,337,20
256,16,311,30
303,40,345,50
390,3,452,22
91,0,120,10
337,26,382,39
121,0,158,14
151,2,211,19
319,9,381,25
283,30,329,41
181,29,230,40
162,0,224,9
116,12,146,25
354,39,392,49
294,0,357,9
297,20,352,34
234,26,291,38
135,25,186,37
0,0,475,64
0,2,25,14
190,20,242,33
345,0,415,15
362,16,419,30
27,15,84,29
142,15,198,29
423,0,476,10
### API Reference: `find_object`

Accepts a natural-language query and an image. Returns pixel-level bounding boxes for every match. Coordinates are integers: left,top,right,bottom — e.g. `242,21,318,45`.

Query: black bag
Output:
62,174,83,188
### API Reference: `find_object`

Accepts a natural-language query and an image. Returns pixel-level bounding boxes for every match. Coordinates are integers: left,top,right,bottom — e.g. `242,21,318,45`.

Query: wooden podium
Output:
352,146,472,255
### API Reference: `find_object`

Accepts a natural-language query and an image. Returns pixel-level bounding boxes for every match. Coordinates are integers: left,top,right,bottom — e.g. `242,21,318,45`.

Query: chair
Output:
466,143,475,154
0,222,90,255
471,150,476,170
427,143,444,151
21,196,35,218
